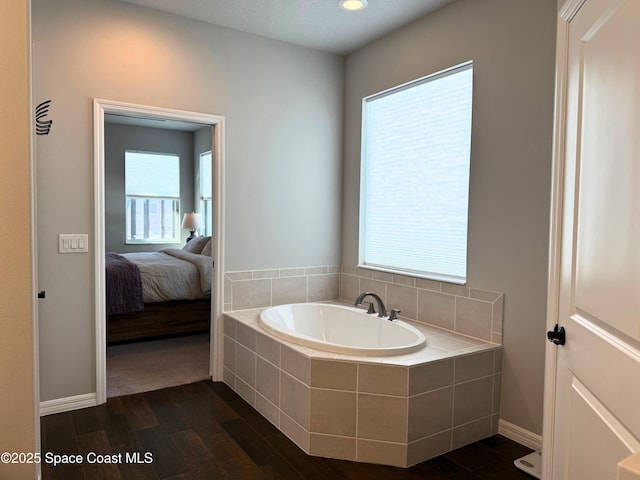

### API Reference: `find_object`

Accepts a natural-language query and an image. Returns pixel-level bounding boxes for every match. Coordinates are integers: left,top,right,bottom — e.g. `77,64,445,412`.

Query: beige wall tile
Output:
308,274,340,301
492,373,502,414
255,393,280,428
256,357,280,406
359,278,387,302
372,270,394,282
416,278,441,292
310,389,356,436
253,269,280,279
340,274,359,302
455,297,492,341
454,351,494,384
355,267,373,278
280,413,310,452
310,360,357,390
453,377,493,426
441,283,469,297
359,364,407,396
310,434,356,461
494,349,503,373
223,336,236,372
418,290,455,330
232,279,271,310
387,283,417,320
236,322,257,351
406,431,452,466
224,275,232,304
306,266,328,275
357,439,407,467
235,377,256,407
272,276,307,305
409,359,454,395
492,295,504,334
236,344,256,387
408,387,453,441
281,345,310,384
470,289,502,302
452,416,492,450
256,331,281,367
223,315,236,339
280,373,310,429
358,394,407,443
342,266,357,275
226,271,253,281
280,267,306,277
223,367,235,390
392,274,416,287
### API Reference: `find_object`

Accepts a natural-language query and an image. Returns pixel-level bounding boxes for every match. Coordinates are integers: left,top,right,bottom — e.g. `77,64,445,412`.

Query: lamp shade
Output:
181,212,204,230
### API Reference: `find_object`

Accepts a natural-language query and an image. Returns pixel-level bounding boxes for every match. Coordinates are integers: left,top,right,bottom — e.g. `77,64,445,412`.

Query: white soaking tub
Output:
258,302,426,356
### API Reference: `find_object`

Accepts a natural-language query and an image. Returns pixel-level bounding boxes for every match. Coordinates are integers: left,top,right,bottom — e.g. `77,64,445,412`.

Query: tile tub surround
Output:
224,266,341,311
223,305,502,468
340,267,504,344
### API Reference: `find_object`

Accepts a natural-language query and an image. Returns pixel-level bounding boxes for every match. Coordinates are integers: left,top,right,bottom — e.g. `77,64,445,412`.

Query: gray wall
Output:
33,0,344,401
342,0,557,435
104,122,196,253
33,0,556,438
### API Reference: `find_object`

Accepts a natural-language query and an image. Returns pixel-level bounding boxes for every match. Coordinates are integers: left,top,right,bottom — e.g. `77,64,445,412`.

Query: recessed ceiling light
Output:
339,0,368,11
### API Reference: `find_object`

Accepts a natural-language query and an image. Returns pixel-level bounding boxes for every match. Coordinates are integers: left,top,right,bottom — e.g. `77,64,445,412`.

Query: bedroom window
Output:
125,151,180,244
359,61,473,284
200,151,213,236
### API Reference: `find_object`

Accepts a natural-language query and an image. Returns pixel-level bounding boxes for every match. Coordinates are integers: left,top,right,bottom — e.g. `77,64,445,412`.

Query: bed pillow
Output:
201,237,213,257
182,235,210,254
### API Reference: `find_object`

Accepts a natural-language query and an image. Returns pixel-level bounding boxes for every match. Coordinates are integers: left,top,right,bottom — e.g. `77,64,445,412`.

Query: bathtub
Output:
258,302,426,356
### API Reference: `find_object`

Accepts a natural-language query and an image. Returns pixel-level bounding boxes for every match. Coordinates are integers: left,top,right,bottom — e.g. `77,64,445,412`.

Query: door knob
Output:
547,324,565,345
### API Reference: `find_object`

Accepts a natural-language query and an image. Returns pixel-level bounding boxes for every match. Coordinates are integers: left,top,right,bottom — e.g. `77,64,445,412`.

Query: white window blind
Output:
125,151,180,243
360,62,473,283
199,151,213,236
125,151,180,197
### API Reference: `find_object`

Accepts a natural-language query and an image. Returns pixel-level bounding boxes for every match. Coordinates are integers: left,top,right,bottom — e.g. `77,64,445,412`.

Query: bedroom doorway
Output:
93,99,225,404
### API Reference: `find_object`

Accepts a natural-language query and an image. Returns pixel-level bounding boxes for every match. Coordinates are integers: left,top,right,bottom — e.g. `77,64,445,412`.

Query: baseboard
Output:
498,419,543,451
40,392,97,416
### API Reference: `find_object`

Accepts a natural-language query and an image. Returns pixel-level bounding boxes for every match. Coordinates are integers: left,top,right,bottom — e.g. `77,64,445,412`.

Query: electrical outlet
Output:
59,234,89,253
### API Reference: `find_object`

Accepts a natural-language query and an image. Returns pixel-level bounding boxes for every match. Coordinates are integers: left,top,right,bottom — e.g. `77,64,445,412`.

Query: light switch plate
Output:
59,234,89,253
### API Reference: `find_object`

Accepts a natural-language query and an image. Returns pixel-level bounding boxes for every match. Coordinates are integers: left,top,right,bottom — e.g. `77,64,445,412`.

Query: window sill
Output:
125,240,181,245
356,264,466,286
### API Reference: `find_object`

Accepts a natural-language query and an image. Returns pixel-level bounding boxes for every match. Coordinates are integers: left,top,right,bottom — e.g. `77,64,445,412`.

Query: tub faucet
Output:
354,292,387,318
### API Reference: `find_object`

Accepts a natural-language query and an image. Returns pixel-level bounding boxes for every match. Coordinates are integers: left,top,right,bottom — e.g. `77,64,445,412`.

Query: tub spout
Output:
354,292,387,318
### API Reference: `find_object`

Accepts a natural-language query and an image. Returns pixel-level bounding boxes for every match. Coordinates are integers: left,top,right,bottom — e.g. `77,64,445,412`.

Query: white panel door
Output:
545,0,640,479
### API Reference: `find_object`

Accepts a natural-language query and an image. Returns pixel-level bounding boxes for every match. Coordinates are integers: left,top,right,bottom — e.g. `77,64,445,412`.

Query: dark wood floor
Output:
41,381,535,479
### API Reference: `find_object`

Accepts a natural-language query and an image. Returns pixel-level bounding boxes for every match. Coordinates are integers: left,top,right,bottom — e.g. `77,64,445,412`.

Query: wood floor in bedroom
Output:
40,381,535,480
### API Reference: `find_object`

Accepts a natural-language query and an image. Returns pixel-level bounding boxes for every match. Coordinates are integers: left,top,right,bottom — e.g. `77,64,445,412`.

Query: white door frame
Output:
542,1,579,475
93,99,226,405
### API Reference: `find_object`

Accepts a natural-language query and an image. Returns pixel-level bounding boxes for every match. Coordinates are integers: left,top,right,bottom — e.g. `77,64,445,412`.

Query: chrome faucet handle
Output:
362,301,376,315
388,308,401,321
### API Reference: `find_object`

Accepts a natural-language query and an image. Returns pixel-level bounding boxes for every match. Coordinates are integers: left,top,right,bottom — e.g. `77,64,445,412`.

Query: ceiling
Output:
116,0,455,55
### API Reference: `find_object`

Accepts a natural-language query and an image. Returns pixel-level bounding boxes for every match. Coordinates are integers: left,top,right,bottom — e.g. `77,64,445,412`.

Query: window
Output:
199,151,213,236
359,62,473,284
125,151,180,243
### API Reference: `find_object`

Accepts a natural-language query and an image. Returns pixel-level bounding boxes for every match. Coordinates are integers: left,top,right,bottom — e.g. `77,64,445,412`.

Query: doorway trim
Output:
93,99,225,404
542,0,589,476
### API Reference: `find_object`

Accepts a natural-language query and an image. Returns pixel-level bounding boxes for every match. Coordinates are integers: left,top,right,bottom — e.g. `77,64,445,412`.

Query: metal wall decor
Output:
35,100,53,135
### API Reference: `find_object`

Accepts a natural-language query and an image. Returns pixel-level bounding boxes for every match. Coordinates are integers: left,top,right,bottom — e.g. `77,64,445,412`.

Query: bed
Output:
106,235,213,343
